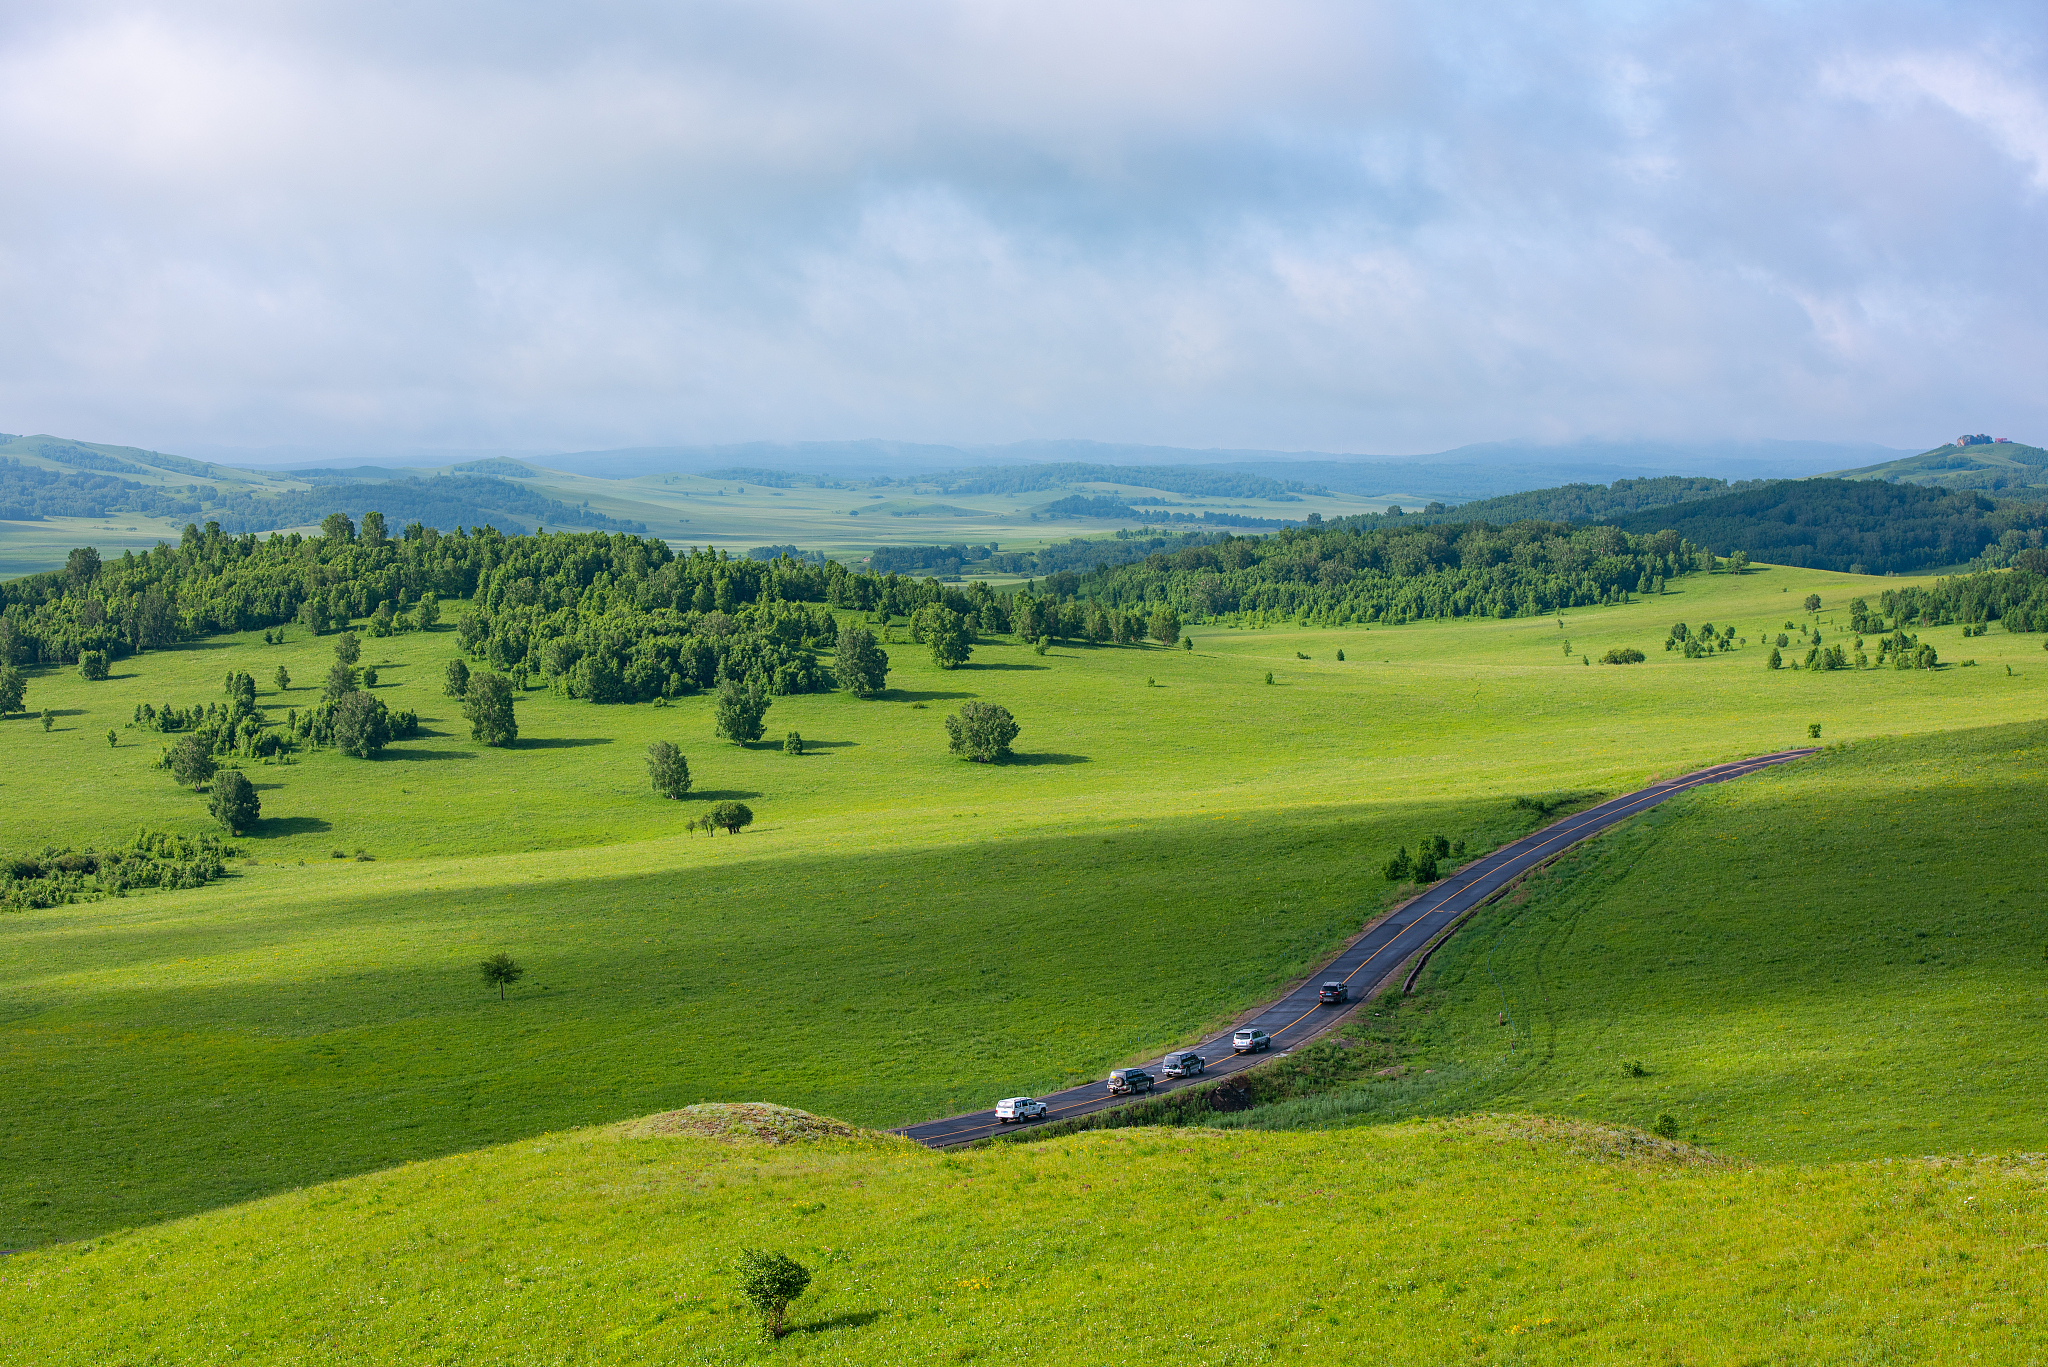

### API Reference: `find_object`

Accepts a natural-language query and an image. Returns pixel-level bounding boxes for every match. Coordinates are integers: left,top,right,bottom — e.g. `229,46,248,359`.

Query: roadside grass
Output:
3,561,2045,1249
3,1113,2044,1365
1215,720,2048,1161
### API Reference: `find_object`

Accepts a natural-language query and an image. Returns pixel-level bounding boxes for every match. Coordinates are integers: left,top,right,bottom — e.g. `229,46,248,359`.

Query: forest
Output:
0,459,208,522
1611,479,2048,574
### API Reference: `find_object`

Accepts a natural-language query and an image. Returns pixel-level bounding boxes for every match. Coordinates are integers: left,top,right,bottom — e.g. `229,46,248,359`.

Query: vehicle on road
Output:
1161,1051,1205,1077
1107,1068,1156,1095
995,1097,1048,1123
1232,1028,1272,1053
1318,982,1350,1004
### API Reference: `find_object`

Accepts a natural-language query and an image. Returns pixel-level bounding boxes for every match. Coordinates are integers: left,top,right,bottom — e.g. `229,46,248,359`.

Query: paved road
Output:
898,748,1816,1148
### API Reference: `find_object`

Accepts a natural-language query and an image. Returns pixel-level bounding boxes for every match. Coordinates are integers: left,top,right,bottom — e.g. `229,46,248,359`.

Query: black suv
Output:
1317,982,1350,1004
1107,1068,1156,1096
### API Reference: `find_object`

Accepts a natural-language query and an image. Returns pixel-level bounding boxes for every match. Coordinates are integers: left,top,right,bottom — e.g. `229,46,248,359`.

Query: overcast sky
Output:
0,1,2043,458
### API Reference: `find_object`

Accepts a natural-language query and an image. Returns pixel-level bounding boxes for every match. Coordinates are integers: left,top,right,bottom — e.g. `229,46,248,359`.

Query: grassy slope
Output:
4,564,2046,1250
3,1115,2044,1365
1215,720,2048,1162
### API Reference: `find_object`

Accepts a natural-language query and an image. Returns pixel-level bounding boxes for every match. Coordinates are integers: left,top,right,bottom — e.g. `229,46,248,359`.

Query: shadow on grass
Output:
792,739,858,750
881,689,976,703
382,747,477,761
257,816,332,837
1007,752,1091,766
515,737,612,750
967,662,1048,672
690,788,763,801
798,1311,883,1335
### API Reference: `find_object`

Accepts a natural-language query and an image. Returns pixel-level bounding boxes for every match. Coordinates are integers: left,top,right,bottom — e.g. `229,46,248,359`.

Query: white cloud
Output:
0,1,2043,455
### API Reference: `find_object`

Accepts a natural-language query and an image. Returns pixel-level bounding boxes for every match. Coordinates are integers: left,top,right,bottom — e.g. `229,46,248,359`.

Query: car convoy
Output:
991,988,1354,1123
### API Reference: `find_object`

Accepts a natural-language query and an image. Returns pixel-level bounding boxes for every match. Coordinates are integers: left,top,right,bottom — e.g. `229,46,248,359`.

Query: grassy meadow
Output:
4,1111,2045,1365
2,560,2045,1261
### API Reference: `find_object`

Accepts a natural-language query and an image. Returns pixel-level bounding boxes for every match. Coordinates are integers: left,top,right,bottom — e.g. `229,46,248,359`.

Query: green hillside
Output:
3,1109,2041,1365
1825,438,2048,498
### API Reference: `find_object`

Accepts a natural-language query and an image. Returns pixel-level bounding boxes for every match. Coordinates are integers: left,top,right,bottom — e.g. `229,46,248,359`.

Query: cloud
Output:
0,0,2043,456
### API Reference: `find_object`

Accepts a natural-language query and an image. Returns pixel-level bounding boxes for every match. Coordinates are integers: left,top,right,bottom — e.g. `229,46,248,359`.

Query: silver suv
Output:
1232,1028,1272,1054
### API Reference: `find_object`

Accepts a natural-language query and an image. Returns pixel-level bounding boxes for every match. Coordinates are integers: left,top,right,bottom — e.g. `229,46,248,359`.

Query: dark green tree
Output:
834,625,889,697
443,658,471,697
462,672,519,746
1383,846,1412,881
1767,647,1783,669
646,741,691,799
41,708,54,732
413,593,441,631
480,952,524,1001
273,665,291,692
917,606,972,670
1804,594,1822,613
209,769,260,835
320,512,355,543
105,728,118,748
168,734,216,790
78,650,109,681
783,730,804,755
714,676,769,744
0,664,27,716
334,631,362,667
358,510,388,546
710,800,755,834
65,545,102,586
225,670,256,711
1148,606,1181,645
1414,848,1439,882
734,1249,811,1340
945,700,1019,763
331,690,392,758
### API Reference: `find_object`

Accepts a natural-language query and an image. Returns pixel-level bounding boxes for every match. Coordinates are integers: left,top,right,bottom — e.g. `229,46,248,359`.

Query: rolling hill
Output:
1825,437,2048,498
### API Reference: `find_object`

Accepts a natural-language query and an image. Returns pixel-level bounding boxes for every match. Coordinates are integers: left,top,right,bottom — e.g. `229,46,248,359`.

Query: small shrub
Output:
1264,671,1274,684
1622,1059,1646,1078
782,730,804,755
734,1249,812,1340
1808,722,1822,739
1600,647,1646,665
1335,648,1344,661
1652,1111,1680,1139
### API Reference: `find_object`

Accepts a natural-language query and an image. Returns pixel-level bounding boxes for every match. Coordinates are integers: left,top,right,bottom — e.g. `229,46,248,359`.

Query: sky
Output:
0,1,2043,459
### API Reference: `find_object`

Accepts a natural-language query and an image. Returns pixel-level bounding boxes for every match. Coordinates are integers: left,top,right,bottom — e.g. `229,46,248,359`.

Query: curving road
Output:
898,748,1816,1148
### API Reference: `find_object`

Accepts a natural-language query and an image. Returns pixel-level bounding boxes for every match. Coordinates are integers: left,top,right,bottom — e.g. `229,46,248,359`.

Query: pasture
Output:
2,561,2044,1250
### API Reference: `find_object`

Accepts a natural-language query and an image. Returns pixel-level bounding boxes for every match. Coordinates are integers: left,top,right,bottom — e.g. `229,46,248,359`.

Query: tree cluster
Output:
1,829,236,910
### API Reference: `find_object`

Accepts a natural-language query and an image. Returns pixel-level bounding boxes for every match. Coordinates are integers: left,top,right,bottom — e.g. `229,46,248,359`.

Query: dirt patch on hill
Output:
619,1102,866,1145
1441,1113,1737,1169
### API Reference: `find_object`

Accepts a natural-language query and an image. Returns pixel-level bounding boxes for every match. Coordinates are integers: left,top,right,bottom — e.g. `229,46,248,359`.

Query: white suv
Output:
1232,1028,1272,1054
996,1097,1048,1123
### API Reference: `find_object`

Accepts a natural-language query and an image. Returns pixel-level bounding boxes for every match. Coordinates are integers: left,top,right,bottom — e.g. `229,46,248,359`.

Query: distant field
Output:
3,1113,2042,1365
3,562,2045,1250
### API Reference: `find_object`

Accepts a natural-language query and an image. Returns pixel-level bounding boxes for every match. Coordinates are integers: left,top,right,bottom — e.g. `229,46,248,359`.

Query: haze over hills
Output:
1824,436,2048,498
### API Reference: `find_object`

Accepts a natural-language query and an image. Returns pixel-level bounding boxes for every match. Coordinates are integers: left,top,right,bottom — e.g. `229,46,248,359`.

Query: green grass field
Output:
3,1109,2043,1365
5,562,2045,1258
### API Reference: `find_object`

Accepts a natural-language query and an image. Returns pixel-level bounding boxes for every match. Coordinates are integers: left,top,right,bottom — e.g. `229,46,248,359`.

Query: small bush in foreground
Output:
734,1249,811,1340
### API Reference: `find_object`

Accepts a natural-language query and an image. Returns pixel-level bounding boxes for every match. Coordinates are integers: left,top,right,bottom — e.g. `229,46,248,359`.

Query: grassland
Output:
4,1110,2045,1365
5,561,2046,1258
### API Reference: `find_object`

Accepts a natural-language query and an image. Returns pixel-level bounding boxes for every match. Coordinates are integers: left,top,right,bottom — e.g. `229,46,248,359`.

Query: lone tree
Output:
331,690,392,758
443,658,471,697
646,741,692,799
168,734,217,790
945,700,1019,763
209,769,260,835
714,676,769,744
462,672,519,746
0,664,27,716
334,631,362,667
1804,593,1822,613
734,1249,811,1340
479,952,524,1001
834,625,889,697
78,650,110,681
710,800,754,834
1148,606,1181,646
782,730,804,755
273,665,291,692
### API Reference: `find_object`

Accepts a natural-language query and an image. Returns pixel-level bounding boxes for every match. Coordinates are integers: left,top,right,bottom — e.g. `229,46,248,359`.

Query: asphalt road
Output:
898,748,1817,1148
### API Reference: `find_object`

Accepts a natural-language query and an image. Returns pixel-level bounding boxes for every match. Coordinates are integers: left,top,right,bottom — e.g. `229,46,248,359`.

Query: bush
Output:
78,650,109,681
782,730,804,756
734,1249,811,1340
1382,846,1412,881
1600,647,1646,664
1652,1111,1680,1139
945,700,1019,763
710,800,754,834
1622,1058,1646,1078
